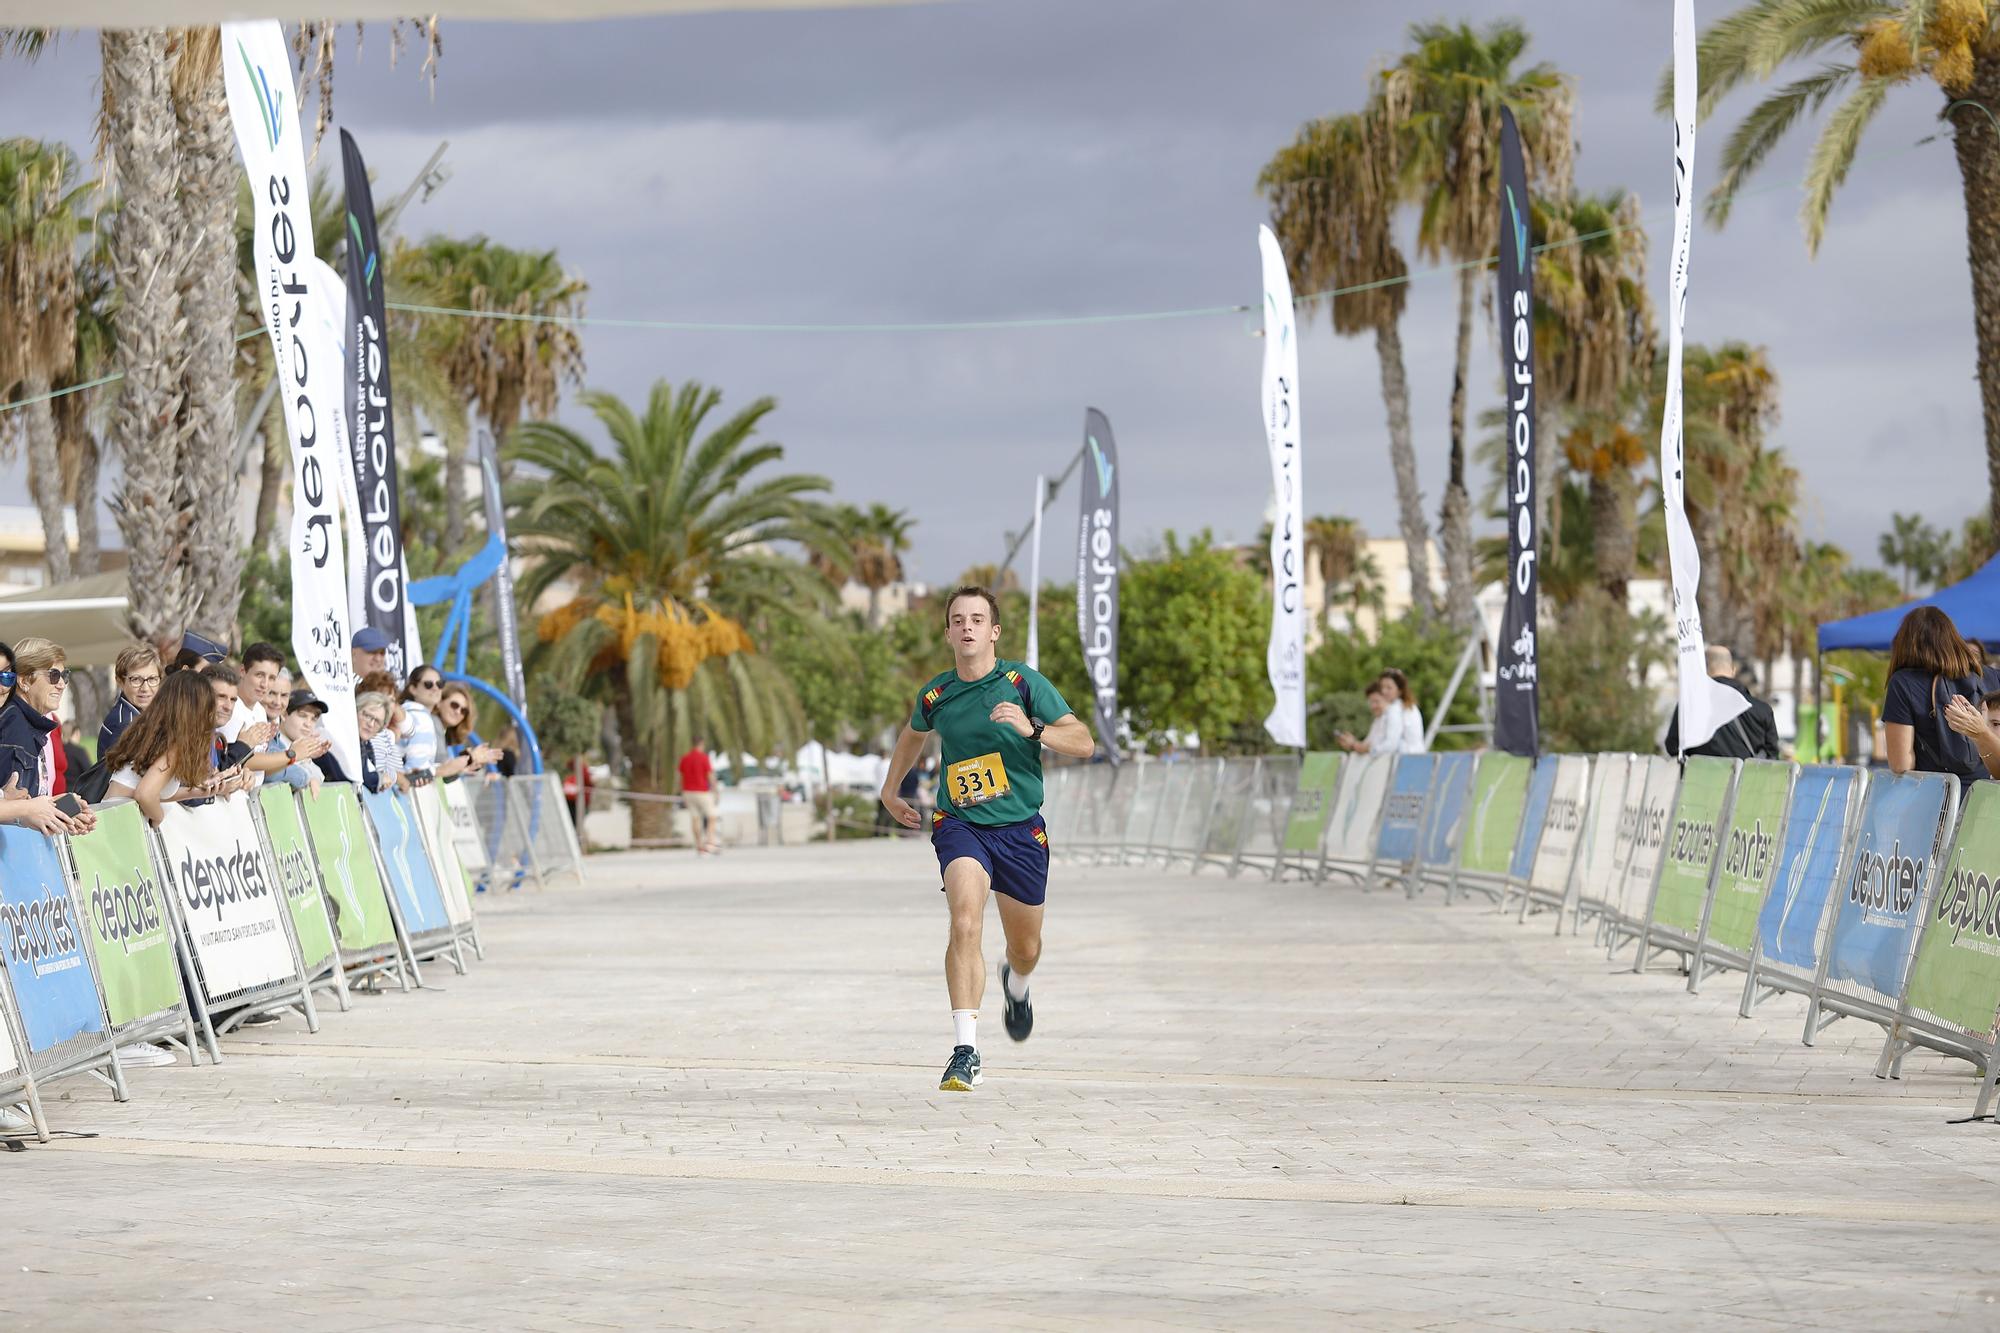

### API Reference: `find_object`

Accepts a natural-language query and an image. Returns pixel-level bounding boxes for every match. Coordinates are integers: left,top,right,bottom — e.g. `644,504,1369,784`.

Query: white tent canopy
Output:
0,571,132,667
0,0,927,23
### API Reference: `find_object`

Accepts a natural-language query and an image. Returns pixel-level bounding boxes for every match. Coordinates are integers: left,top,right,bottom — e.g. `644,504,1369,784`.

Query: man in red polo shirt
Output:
678,736,718,855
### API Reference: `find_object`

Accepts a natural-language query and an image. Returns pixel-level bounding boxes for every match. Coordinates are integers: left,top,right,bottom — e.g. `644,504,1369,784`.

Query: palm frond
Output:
1801,74,1894,252
1706,62,1857,224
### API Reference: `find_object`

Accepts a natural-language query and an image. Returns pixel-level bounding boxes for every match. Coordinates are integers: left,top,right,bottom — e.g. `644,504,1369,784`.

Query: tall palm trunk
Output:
1951,64,2000,549
1374,315,1435,622
20,386,71,584
70,427,100,575
1439,265,1477,632
175,34,245,644
252,425,285,555
102,28,197,652
1591,469,1636,603
444,432,467,555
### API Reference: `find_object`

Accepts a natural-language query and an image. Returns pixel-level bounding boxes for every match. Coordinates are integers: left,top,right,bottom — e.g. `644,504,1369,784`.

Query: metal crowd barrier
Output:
1037,744,2000,1122
0,773,509,1143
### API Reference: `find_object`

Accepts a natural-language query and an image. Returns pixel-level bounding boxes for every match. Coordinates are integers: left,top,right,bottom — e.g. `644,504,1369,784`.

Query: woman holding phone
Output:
103,672,236,825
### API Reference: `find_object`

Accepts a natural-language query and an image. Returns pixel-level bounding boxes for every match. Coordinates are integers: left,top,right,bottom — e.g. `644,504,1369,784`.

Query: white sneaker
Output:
0,1104,32,1132
122,1042,178,1068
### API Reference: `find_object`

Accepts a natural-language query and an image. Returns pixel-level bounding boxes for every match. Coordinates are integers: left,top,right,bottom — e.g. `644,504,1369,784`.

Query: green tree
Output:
1685,0,2000,546
396,233,587,550
851,502,915,629
1878,510,1951,594
1538,590,1672,753
508,380,846,838
1380,19,1574,630
1260,107,1436,621
1304,615,1485,751
0,137,87,585
1116,531,1270,751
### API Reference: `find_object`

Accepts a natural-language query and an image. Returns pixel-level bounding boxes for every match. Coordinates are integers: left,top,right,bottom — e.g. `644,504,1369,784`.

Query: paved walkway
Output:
8,840,2000,1329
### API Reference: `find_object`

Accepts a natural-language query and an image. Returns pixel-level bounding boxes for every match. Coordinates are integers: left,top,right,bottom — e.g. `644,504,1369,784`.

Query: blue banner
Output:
1376,755,1435,863
1420,753,1474,868
1756,766,1858,972
1824,772,1950,1000
362,788,451,936
0,827,104,1053
1509,756,1560,881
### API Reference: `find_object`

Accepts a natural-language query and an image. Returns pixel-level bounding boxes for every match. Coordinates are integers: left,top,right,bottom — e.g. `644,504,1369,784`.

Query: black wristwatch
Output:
284,746,297,761
1029,721,1046,746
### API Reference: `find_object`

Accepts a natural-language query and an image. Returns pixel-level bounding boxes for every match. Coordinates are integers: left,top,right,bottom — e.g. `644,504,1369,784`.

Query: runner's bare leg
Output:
995,891,1043,984
943,858,990,1010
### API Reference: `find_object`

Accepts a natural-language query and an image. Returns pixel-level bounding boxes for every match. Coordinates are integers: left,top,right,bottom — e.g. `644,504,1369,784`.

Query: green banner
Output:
1284,753,1341,853
261,785,339,970
1649,757,1736,936
1905,782,2000,1037
1701,761,1792,954
299,784,399,955
69,802,182,1027
1461,753,1530,875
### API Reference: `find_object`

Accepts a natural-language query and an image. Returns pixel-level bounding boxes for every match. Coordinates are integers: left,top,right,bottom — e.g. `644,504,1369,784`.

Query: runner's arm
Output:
1037,713,1095,759
879,725,928,828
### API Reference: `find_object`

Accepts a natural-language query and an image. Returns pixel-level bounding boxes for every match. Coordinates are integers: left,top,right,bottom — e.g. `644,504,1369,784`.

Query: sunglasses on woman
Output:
413,676,442,691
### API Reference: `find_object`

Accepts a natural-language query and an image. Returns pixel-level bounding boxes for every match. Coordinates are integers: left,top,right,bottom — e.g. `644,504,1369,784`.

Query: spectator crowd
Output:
0,626,510,841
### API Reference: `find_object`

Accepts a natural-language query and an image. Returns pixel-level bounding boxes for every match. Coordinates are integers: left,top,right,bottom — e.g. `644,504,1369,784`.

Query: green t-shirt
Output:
910,658,1072,826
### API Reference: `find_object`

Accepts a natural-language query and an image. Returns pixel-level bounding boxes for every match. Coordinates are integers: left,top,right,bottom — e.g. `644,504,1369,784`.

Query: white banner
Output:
1529,755,1593,892
1326,753,1390,864
157,797,297,999
1258,225,1305,748
223,21,363,784
1660,0,1749,753
441,778,491,871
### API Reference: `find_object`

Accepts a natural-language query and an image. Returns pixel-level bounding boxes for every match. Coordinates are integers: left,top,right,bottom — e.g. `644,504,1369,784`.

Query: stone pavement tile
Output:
6,842,2000,1327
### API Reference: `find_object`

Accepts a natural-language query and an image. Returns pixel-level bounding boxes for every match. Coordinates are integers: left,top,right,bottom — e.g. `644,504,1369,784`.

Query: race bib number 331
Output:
948,752,1010,807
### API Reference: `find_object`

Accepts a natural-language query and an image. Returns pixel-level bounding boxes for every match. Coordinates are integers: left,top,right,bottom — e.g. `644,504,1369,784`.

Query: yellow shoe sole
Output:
939,1075,975,1092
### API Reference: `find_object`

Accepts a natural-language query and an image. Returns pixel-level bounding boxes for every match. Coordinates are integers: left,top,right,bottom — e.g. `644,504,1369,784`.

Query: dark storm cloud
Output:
0,0,1983,583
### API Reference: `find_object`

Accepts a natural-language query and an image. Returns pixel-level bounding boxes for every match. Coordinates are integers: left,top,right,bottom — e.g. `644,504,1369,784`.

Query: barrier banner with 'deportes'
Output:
0,827,104,1052
1283,753,1341,853
68,802,182,1027
1903,783,2000,1039
1528,755,1592,893
1462,753,1531,877
1508,756,1561,882
1647,757,1736,937
260,786,338,974
1376,755,1435,862
1756,766,1860,973
442,779,490,871
299,785,398,955
1700,760,1792,955
1326,754,1391,863
157,797,296,1000
363,788,451,936
1615,757,1681,923
1421,752,1475,868
1824,772,1954,1003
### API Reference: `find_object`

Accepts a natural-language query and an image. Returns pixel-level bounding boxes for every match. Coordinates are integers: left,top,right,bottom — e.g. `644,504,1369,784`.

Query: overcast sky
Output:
0,0,1979,585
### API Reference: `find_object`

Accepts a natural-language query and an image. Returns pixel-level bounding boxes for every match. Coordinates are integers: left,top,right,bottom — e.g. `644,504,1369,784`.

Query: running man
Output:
880,586,1095,1091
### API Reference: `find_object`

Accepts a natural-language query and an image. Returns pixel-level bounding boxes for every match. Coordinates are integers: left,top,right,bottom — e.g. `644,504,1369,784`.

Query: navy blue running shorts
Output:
931,810,1050,907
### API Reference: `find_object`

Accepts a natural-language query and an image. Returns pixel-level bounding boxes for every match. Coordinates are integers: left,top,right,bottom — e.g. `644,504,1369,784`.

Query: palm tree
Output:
0,138,86,585
1303,514,1365,632
1380,19,1574,631
1679,341,1784,652
508,380,846,840
1260,106,1437,621
1529,190,1656,556
852,502,915,628
1561,411,1654,604
99,27,198,650
1687,0,2000,545
394,234,586,552
954,563,1020,593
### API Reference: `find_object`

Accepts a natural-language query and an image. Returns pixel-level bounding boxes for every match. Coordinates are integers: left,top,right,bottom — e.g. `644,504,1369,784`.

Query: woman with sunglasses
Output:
0,637,70,797
399,668,486,784
437,684,506,780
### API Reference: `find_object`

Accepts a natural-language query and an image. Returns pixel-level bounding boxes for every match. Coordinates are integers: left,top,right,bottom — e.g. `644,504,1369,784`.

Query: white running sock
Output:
1005,966,1031,1001
952,1009,977,1050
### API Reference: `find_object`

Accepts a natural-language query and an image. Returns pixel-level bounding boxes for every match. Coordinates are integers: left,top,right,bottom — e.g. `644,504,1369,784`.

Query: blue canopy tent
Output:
1816,552,2000,653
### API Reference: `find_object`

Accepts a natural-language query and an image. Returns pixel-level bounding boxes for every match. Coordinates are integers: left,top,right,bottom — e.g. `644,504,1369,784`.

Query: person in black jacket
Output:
1662,646,1784,760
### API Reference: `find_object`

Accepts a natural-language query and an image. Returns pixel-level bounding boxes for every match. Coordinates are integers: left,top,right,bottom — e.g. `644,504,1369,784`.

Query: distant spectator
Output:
168,647,207,675
679,736,718,855
358,671,408,790
1336,679,1391,754
179,631,227,669
268,690,334,793
1663,645,1784,761
351,626,391,684
0,637,67,797
1374,669,1428,755
348,692,392,792
1885,606,1990,785
242,643,287,722
100,643,163,755
438,683,504,780
104,672,222,825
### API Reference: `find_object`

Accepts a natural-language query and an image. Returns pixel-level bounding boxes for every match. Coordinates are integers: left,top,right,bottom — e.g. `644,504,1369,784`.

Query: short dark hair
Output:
943,585,1000,626
242,642,286,671
1363,679,1386,698
204,662,241,688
